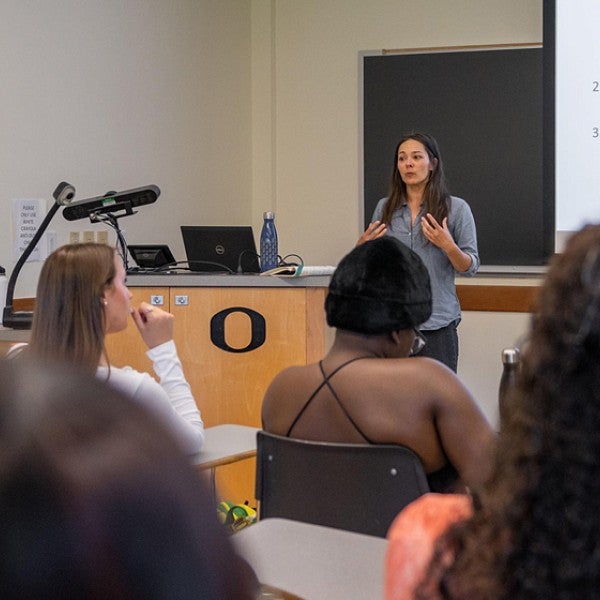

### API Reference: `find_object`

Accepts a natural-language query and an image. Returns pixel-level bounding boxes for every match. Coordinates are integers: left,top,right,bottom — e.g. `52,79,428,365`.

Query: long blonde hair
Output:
29,243,116,373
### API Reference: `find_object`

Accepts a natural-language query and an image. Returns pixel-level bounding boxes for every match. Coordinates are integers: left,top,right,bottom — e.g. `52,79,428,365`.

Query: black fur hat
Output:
326,237,432,334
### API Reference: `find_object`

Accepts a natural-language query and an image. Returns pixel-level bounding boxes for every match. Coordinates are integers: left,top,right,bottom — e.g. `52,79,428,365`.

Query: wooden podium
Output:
105,274,330,504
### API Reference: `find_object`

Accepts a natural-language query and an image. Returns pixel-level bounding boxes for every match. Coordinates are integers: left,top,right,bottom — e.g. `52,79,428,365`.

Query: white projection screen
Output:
547,0,600,251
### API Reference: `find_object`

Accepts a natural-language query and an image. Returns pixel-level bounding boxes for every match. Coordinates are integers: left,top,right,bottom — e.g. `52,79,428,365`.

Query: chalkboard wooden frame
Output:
361,45,553,272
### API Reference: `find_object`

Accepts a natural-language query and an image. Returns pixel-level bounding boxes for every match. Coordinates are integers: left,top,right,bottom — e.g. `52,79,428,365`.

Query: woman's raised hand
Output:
357,220,387,246
131,301,175,349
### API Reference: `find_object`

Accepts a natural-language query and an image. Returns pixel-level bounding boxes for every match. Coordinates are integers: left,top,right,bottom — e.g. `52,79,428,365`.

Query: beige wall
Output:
0,0,543,423
0,0,252,296
250,0,542,425
250,0,543,264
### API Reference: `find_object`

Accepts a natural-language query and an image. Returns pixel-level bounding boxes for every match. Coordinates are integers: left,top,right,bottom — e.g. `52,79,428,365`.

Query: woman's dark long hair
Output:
416,224,600,599
381,132,450,226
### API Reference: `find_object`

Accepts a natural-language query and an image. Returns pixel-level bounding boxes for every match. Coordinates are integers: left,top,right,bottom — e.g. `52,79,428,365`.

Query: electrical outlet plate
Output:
69,231,80,244
82,230,95,243
96,230,109,244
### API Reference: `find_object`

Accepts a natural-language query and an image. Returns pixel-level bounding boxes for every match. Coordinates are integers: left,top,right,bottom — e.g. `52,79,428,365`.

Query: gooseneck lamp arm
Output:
89,204,131,272
2,182,76,330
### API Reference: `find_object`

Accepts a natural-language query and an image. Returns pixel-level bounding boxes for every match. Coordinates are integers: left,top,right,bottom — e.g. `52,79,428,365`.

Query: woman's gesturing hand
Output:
357,220,387,246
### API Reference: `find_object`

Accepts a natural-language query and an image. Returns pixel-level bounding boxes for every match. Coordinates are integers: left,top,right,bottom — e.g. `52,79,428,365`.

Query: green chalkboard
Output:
363,46,552,269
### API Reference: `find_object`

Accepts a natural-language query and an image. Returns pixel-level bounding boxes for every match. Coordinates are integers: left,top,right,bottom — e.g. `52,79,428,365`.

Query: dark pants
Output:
416,320,459,372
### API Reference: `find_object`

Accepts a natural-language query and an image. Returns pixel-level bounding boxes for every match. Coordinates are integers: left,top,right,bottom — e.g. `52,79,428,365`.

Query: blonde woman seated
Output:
262,237,495,493
26,243,204,454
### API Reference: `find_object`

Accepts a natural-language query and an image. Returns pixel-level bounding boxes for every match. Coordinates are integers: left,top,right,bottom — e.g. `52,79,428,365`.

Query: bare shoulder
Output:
378,355,467,385
416,355,471,385
264,363,313,395
344,357,470,417
397,357,478,407
261,363,315,424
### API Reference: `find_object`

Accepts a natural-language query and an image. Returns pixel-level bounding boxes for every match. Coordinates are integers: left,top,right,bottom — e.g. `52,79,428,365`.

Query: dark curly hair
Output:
381,132,450,227
417,224,600,599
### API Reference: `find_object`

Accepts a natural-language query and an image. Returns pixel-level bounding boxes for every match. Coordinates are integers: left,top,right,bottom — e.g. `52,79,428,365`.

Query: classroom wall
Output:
250,0,543,264
0,0,252,296
0,0,543,424
250,0,542,425
460,308,530,426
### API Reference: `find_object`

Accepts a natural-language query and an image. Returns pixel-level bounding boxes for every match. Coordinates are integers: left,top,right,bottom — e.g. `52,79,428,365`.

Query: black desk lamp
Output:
2,182,76,330
2,183,160,330
62,184,160,273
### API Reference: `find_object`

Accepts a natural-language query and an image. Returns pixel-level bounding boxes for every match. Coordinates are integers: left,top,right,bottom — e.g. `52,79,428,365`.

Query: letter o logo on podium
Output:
210,307,266,353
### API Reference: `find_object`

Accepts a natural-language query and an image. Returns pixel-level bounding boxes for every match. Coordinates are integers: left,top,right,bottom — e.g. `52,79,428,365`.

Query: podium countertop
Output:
123,272,331,288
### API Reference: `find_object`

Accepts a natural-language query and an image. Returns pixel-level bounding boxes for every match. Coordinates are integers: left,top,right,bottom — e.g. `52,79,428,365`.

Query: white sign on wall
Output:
12,199,47,262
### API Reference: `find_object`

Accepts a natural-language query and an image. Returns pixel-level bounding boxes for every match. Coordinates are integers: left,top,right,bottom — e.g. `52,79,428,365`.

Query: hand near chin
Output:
131,301,175,349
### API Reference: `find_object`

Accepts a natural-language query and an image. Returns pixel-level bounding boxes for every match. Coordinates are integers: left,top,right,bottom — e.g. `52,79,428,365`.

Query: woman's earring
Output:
101,299,108,306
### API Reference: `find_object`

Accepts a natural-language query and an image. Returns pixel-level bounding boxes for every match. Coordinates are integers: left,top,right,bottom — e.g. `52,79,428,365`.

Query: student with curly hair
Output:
386,223,600,599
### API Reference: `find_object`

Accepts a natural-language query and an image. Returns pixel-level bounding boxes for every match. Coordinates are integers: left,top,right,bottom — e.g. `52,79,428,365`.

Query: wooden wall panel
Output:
457,285,540,313
106,285,327,504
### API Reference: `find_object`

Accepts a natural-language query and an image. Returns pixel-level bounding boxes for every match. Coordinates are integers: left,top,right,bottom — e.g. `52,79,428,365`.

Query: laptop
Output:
181,226,260,273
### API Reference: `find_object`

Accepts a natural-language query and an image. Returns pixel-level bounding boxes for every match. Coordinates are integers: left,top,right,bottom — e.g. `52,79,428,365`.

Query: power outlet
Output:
96,230,109,244
82,230,95,243
69,231,80,244
46,231,58,254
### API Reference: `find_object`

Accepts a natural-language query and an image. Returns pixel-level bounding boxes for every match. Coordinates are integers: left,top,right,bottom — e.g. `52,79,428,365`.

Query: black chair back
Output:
255,431,430,538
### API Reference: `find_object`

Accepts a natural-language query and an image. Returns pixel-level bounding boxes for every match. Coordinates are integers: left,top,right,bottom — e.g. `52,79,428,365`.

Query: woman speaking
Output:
358,132,479,371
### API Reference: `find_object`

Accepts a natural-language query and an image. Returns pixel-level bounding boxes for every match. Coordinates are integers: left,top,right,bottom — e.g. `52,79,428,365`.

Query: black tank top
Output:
285,356,374,442
284,355,460,493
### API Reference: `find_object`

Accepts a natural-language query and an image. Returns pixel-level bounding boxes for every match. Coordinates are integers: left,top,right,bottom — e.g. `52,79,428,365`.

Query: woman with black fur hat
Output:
261,237,494,494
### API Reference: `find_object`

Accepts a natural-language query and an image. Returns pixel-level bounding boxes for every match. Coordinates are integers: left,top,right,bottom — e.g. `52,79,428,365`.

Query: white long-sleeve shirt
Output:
98,340,204,454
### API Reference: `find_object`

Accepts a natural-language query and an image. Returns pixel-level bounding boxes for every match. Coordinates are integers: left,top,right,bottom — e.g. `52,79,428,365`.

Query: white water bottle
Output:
260,211,278,272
